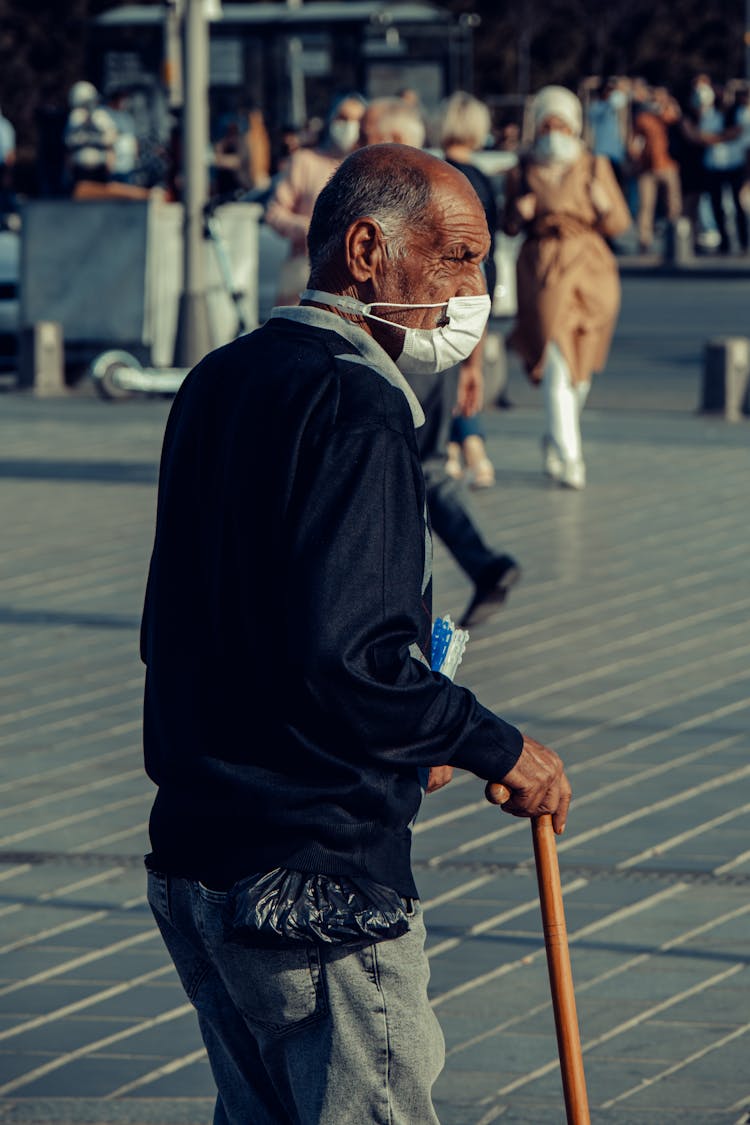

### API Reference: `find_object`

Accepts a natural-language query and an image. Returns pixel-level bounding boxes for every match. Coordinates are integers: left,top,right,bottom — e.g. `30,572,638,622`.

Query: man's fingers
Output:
426,764,454,794
552,788,572,835
484,781,511,806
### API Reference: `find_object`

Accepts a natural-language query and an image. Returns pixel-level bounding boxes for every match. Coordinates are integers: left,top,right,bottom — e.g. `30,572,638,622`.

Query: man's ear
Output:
344,218,388,283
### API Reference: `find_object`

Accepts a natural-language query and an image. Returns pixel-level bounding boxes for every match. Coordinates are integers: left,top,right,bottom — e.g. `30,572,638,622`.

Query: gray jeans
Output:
147,868,445,1124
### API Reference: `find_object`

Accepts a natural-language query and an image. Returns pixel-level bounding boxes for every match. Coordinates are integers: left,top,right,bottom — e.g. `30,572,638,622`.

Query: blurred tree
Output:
445,0,746,104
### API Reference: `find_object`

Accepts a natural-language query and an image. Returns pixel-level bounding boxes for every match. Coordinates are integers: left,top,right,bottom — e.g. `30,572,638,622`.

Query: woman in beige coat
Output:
503,86,631,488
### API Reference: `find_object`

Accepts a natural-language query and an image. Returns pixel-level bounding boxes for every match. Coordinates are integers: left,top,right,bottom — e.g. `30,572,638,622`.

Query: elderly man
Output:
142,144,570,1125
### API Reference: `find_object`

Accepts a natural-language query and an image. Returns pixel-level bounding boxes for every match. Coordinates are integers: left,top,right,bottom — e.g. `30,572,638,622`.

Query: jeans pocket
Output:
145,864,170,921
219,942,328,1036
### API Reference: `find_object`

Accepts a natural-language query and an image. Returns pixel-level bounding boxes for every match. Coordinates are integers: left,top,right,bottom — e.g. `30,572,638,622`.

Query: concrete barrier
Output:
20,199,262,370
664,217,693,266
17,321,65,396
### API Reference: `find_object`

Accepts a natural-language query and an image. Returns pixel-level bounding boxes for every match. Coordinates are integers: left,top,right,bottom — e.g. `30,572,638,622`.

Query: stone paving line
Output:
0,324,749,1125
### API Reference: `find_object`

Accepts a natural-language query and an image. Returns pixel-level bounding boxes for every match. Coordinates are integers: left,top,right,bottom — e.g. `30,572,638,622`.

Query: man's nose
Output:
455,267,489,299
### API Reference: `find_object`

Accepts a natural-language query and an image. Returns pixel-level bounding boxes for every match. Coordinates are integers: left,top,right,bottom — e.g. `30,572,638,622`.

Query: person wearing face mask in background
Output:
502,85,630,490
675,79,715,254
586,77,629,189
265,92,366,304
694,78,749,255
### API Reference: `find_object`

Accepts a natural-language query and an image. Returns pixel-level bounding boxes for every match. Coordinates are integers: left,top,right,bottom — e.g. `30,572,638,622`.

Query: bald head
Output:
360,97,426,148
307,143,483,282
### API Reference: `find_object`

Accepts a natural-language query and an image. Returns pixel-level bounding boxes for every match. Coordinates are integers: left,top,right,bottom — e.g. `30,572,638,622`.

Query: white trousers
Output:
542,342,590,468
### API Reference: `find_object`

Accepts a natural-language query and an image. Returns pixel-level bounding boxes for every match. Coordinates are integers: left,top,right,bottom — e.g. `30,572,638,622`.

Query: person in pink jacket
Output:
266,93,366,304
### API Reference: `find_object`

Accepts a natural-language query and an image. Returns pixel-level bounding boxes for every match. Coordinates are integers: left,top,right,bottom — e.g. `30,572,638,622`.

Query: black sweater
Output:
141,309,522,897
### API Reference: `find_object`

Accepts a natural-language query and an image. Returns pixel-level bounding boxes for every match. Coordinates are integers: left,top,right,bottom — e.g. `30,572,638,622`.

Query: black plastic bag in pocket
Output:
226,868,410,947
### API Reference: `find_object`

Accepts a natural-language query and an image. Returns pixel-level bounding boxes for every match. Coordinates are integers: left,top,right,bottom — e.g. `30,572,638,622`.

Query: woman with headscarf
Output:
266,92,367,305
502,85,630,488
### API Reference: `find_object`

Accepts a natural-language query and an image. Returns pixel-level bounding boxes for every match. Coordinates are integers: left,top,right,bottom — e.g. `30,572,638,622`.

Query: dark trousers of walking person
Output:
706,166,749,253
411,367,500,583
407,366,520,626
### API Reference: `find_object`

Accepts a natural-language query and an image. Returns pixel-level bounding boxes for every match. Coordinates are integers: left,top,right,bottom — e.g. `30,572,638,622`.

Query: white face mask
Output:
328,118,361,154
302,289,491,375
608,89,628,110
693,84,715,109
534,130,582,165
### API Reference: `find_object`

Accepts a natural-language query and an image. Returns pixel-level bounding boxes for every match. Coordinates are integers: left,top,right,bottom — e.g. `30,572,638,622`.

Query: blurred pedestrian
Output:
497,121,520,153
586,77,629,187
631,85,682,254
365,97,520,626
105,88,139,184
277,122,302,175
265,93,366,304
212,107,271,198
674,87,710,254
503,85,630,489
213,118,246,196
360,96,426,149
64,81,117,192
245,108,271,190
696,80,748,255
440,90,498,488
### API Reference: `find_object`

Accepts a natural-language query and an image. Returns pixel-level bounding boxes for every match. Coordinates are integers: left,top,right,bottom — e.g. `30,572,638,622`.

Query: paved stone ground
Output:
0,274,748,1123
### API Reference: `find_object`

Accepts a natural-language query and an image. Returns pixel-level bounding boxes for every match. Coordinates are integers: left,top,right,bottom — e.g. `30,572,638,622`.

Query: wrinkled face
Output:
366,165,490,350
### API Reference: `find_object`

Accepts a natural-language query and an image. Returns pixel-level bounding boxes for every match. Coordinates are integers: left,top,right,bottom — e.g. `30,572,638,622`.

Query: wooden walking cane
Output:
532,813,590,1125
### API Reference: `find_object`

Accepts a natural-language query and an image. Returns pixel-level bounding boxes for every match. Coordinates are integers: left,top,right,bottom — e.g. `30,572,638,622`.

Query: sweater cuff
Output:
451,701,524,781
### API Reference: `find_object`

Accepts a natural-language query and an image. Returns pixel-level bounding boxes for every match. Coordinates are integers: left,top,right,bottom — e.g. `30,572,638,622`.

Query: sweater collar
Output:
268,303,425,428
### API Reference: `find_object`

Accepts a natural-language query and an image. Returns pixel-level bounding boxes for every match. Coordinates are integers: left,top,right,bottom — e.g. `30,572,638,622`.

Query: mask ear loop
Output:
365,301,448,312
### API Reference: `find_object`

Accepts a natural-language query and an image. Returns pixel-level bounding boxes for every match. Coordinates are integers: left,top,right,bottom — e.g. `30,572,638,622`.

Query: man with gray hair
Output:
142,143,570,1124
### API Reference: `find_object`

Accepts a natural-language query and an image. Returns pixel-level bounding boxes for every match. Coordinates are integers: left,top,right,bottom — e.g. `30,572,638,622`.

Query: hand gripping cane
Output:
532,813,590,1125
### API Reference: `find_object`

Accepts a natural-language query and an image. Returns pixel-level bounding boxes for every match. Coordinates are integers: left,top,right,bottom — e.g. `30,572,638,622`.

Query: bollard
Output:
664,217,693,266
18,321,66,396
700,337,750,421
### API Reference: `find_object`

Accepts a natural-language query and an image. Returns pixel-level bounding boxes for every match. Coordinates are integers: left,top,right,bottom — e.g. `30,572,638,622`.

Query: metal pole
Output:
286,0,306,129
745,0,750,82
173,0,211,368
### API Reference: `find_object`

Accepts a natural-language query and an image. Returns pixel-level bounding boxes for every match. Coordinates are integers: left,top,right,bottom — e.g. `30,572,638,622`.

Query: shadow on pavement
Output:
0,459,157,484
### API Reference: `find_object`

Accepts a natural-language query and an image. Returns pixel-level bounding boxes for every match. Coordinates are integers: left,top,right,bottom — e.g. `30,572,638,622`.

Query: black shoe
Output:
459,555,521,629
